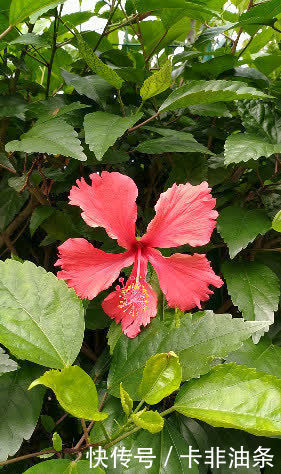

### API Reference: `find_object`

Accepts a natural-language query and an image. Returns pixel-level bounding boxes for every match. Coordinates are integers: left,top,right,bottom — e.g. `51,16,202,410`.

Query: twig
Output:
117,89,125,116
94,0,121,53
145,30,168,65
232,0,253,54
128,112,160,132
46,7,61,98
0,25,13,41
0,449,56,467
81,419,90,446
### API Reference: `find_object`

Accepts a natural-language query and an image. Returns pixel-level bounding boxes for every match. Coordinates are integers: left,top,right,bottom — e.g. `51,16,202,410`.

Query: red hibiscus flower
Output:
55,171,223,338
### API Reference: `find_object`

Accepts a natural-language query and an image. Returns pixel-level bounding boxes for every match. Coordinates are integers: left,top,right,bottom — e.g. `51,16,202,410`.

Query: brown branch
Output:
232,0,253,54
128,112,160,132
0,25,13,41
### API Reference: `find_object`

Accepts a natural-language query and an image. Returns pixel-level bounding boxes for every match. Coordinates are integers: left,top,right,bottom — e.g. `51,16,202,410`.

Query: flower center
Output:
117,277,149,318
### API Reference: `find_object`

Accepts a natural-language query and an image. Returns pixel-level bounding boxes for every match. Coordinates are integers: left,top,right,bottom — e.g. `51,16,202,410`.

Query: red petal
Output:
55,238,134,299
69,171,138,249
141,182,218,248
147,248,223,311
102,263,157,338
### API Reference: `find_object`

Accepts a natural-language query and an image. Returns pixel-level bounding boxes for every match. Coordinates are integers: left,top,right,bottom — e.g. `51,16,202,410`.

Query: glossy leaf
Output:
0,365,45,462
239,0,281,26
84,111,142,160
217,206,271,258
9,0,66,25
107,312,269,399
120,383,133,416
140,61,172,101
0,347,17,377
224,132,281,165
175,362,281,437
0,260,84,369
223,261,280,341
131,410,164,434
29,366,108,421
227,337,281,379
159,80,270,113
138,352,182,405
6,118,87,161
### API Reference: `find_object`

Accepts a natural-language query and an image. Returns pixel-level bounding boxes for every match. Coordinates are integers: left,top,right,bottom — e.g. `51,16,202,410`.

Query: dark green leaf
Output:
6,118,87,161
0,364,45,462
222,261,280,341
61,69,113,108
217,206,271,258
108,312,269,399
84,111,142,160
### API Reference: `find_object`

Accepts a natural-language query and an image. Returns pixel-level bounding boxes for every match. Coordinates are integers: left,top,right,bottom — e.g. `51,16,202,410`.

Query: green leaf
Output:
159,80,271,113
120,382,133,416
175,362,281,437
136,0,187,10
0,365,45,462
217,206,271,258
61,69,113,108
188,102,232,117
227,337,281,379
85,293,111,330
136,135,215,155
224,132,281,165
165,154,207,187
0,179,28,231
9,0,66,25
272,209,281,232
41,414,55,432
238,101,281,142
6,118,87,161
75,29,123,89
29,366,108,421
239,0,281,26
131,411,164,434
23,459,104,473
84,111,142,160
222,261,280,342
30,206,55,237
0,259,84,369
107,322,122,355
107,419,199,473
52,432,62,452
140,61,172,101
0,347,17,377
107,312,269,399
0,96,27,120
138,352,182,405
9,32,50,47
